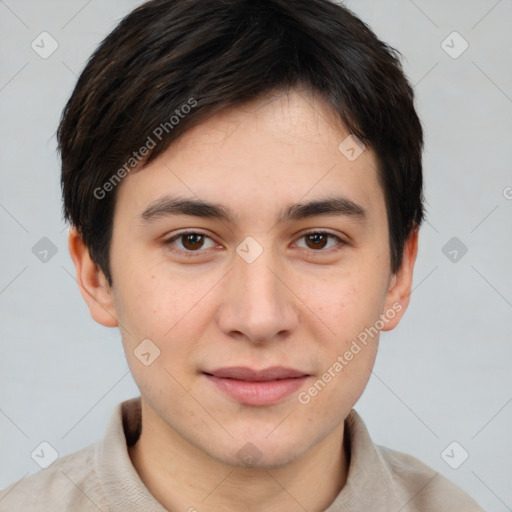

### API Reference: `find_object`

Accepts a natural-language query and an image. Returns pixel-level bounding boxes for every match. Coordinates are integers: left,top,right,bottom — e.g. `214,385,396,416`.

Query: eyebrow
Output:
139,195,367,224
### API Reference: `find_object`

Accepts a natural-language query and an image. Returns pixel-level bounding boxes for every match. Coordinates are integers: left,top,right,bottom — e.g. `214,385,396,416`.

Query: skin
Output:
69,88,418,512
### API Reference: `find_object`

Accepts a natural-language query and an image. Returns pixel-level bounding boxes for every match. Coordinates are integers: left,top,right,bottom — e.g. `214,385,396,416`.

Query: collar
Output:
97,397,403,512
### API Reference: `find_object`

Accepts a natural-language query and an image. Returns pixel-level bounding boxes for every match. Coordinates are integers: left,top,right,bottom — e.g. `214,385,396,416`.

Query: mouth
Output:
203,366,310,406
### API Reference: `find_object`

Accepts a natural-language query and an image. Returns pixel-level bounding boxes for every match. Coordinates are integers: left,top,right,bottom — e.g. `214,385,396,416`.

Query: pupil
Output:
307,233,327,249
184,234,203,249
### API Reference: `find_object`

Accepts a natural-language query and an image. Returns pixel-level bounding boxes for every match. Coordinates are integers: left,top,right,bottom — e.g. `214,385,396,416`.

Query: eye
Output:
163,230,346,257
164,231,217,253
294,231,345,252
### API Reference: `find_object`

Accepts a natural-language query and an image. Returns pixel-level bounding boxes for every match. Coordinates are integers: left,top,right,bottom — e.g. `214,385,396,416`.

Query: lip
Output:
204,366,310,406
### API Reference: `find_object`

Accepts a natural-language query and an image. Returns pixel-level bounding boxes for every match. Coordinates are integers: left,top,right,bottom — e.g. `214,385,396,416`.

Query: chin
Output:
205,434,309,470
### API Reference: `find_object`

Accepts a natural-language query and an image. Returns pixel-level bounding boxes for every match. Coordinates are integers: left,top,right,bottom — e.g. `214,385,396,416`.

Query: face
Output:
77,88,414,468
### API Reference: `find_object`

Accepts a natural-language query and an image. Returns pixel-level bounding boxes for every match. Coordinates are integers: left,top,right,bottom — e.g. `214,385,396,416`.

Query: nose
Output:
215,246,299,344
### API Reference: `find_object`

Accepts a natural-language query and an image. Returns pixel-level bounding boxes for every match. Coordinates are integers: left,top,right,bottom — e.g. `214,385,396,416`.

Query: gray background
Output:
0,0,511,510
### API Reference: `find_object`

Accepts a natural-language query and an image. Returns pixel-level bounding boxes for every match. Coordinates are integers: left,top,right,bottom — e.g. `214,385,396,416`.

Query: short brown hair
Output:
58,0,424,285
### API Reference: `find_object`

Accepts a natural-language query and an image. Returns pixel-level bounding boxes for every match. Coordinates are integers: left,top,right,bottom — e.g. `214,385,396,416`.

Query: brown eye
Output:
181,233,205,250
295,232,345,252
304,233,329,250
164,231,217,253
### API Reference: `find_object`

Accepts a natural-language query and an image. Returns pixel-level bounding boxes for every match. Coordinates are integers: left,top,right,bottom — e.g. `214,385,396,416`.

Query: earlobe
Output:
381,227,419,331
68,228,118,328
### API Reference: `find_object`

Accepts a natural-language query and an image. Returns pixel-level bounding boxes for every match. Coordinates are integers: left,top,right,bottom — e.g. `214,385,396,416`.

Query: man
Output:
0,0,484,510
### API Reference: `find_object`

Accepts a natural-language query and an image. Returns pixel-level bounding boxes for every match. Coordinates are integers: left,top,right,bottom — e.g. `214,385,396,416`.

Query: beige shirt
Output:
0,398,483,511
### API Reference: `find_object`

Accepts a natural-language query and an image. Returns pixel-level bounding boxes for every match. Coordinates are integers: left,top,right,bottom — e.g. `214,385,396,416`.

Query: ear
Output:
68,227,118,328
381,227,419,331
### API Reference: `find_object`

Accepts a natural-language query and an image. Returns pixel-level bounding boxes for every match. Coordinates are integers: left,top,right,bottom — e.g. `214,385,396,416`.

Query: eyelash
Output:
162,230,346,257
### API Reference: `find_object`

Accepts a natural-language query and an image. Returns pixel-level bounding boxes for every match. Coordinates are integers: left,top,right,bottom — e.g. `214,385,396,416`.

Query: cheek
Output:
297,278,382,418
112,264,220,384
305,268,388,344
294,266,386,398
113,264,207,340
115,275,205,396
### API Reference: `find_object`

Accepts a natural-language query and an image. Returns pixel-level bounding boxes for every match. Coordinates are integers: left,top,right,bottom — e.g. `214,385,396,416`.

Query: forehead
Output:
116,89,385,225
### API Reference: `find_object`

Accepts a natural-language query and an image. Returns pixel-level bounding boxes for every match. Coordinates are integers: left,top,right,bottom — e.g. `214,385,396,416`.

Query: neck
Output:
128,401,348,512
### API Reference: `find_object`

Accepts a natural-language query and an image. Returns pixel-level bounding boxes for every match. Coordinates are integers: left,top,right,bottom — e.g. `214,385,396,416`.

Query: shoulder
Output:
377,445,484,512
0,443,106,512
338,410,485,512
